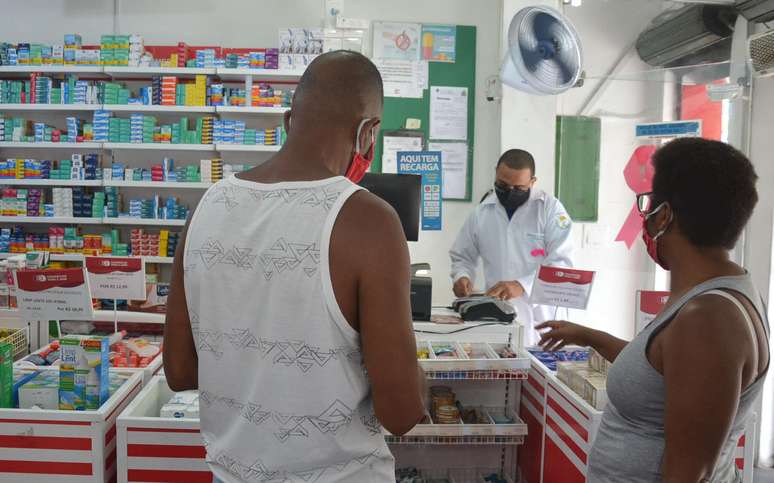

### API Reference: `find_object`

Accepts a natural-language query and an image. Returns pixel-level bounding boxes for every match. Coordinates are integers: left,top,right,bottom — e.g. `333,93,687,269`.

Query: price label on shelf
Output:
635,290,670,334
530,266,596,310
16,268,94,321
85,256,146,300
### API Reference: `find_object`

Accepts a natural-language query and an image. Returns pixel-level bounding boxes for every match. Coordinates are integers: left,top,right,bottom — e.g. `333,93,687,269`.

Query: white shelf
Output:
0,103,100,111
103,66,216,78
92,310,166,324
0,216,102,224
103,142,215,151
0,178,102,187
0,253,173,264
104,104,215,113
0,307,165,323
103,217,186,226
215,68,302,82
216,143,280,152
103,180,212,189
0,65,104,76
216,106,289,115
0,142,102,150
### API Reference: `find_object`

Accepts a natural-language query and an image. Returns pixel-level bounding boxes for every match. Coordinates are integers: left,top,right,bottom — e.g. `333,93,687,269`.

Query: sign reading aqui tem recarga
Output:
398,150,442,231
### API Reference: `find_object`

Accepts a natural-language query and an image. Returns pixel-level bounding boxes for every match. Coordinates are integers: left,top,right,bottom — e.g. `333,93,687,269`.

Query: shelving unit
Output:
0,253,172,264
216,143,281,152
104,104,216,113
0,103,101,111
0,178,102,186
103,66,216,78
0,65,103,76
0,215,102,224
103,142,215,151
216,105,288,115
215,67,302,82
0,141,101,149
103,180,211,189
103,217,186,226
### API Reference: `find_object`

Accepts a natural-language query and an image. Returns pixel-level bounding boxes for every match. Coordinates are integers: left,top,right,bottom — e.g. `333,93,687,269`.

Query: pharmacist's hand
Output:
453,277,473,298
535,320,591,351
486,281,524,301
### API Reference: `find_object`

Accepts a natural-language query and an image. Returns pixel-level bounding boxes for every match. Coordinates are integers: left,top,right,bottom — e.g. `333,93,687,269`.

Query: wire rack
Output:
0,327,28,359
396,467,516,483
424,369,527,380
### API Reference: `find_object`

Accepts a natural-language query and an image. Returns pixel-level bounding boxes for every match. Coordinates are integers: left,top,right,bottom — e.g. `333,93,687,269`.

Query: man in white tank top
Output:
163,51,425,483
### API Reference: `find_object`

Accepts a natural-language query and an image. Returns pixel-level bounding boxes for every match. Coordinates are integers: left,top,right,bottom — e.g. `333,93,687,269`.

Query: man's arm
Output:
162,222,198,391
449,211,480,292
335,191,425,436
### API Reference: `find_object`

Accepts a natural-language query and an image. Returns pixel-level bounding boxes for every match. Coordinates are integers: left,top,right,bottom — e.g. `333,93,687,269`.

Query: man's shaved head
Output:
291,50,384,126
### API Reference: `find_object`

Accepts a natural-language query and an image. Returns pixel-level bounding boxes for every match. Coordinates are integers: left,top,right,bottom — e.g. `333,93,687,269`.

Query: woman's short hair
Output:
652,138,758,250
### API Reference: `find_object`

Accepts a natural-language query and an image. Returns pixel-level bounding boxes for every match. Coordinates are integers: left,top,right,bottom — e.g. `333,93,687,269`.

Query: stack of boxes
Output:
200,158,223,183
108,117,131,143
63,34,82,65
104,187,119,218
198,116,213,145
194,49,216,68
102,82,130,105
129,35,144,67
1,189,29,216
131,229,159,257
556,348,610,411
51,187,73,217
160,76,177,106
92,110,111,142
65,117,80,143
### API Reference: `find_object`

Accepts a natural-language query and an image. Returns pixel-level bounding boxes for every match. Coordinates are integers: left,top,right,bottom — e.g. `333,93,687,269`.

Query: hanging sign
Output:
85,256,146,300
530,266,595,310
16,268,94,321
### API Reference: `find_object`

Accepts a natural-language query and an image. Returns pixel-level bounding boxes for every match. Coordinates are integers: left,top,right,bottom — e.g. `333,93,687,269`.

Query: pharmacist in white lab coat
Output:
450,149,574,346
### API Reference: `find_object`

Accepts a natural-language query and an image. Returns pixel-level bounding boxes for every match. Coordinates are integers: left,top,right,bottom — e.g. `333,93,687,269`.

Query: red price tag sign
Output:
529,266,596,310
85,256,146,300
16,268,94,321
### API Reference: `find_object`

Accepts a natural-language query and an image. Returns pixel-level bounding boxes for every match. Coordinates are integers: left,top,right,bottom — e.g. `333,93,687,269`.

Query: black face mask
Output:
494,184,530,213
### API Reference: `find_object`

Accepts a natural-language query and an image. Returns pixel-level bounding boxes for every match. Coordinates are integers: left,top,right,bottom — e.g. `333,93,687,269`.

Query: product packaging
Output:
0,342,12,408
59,335,109,410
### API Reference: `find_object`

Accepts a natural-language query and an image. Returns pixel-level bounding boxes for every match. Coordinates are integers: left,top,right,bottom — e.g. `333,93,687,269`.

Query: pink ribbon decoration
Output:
615,145,658,249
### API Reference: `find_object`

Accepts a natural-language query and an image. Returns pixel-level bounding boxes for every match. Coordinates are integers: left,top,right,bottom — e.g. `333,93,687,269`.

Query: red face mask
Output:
345,118,376,183
641,202,671,270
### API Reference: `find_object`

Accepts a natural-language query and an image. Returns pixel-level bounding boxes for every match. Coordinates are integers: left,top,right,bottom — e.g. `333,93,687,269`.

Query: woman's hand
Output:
535,320,593,351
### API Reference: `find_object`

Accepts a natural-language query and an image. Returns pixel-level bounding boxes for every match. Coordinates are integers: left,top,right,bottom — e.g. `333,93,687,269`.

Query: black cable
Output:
414,321,513,335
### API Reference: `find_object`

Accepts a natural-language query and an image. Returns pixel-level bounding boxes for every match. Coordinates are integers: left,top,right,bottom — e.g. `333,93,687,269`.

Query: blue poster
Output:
398,151,442,231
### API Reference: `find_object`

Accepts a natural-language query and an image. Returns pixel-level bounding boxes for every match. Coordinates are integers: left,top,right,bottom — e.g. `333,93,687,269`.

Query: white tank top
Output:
184,175,395,483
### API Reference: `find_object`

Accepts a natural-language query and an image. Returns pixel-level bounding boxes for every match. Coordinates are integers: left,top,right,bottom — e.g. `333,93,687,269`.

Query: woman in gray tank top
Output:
537,138,770,483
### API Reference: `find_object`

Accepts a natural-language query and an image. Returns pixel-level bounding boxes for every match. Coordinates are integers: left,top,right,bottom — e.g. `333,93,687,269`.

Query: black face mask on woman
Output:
494,183,530,213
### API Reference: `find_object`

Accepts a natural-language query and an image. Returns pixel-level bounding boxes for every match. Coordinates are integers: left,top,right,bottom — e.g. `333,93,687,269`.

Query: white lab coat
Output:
450,189,574,347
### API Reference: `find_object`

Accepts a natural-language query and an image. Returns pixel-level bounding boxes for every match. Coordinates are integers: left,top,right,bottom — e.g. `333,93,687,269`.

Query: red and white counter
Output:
0,369,143,483
517,351,756,483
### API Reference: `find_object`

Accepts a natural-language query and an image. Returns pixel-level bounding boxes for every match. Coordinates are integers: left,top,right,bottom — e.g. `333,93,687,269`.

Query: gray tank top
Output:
587,274,769,483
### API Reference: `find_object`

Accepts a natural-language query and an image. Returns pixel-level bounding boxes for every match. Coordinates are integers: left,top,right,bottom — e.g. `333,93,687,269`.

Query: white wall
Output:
0,0,504,306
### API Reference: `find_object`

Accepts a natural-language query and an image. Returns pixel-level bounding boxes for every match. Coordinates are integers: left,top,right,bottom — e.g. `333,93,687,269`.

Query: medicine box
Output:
59,335,110,410
18,370,59,409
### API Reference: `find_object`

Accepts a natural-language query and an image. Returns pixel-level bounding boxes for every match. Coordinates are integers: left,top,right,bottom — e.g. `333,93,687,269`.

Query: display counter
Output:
0,368,143,483
517,350,756,483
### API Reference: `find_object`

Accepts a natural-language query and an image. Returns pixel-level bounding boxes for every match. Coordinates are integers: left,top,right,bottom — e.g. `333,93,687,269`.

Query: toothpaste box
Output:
59,336,109,410
19,370,59,409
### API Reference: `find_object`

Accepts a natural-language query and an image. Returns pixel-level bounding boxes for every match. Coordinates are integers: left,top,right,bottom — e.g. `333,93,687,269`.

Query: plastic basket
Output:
0,327,28,359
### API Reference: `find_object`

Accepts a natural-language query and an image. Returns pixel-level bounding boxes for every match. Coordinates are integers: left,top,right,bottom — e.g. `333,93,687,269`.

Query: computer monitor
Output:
359,173,421,242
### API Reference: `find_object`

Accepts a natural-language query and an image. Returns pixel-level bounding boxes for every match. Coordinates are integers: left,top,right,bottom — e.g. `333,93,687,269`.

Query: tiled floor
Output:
757,467,774,483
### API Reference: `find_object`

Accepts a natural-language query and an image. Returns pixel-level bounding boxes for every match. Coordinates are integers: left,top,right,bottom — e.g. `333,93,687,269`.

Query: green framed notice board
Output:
555,115,601,222
372,25,476,201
